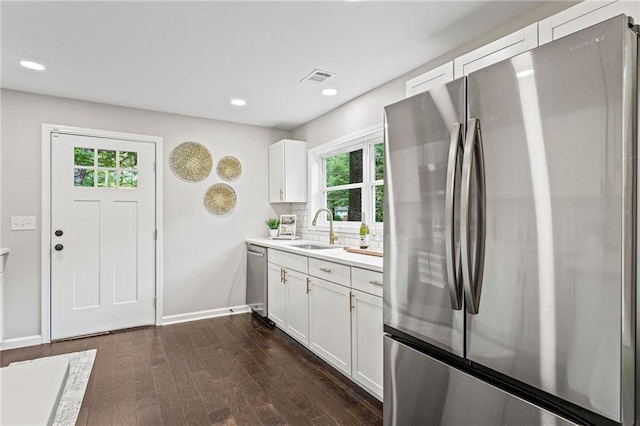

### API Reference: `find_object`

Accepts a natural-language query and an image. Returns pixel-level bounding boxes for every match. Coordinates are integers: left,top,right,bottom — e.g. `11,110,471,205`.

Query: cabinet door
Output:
351,290,383,400
308,277,351,375
267,262,286,328
282,140,308,203
0,271,3,344
454,23,537,78
405,62,454,97
539,0,640,45
284,268,309,346
269,142,285,202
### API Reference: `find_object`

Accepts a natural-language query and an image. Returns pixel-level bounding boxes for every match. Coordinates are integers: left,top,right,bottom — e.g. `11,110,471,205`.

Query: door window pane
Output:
326,149,363,187
74,148,94,166
375,143,384,181
119,171,138,188
98,150,116,167
327,188,361,222
119,151,137,169
97,170,116,188
74,168,94,187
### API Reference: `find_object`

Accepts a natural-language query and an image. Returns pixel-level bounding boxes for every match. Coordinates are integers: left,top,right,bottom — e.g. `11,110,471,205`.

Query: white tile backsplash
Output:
290,203,383,250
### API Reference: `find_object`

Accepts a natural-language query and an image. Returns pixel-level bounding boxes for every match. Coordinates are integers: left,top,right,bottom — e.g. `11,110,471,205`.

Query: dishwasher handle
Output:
248,250,265,257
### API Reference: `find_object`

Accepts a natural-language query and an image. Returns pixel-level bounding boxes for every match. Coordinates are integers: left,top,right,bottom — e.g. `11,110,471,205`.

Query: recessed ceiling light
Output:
321,88,338,96
230,98,246,106
19,60,45,71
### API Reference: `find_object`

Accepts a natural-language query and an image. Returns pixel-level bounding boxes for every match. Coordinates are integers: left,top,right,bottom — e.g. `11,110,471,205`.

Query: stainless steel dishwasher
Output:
246,243,273,325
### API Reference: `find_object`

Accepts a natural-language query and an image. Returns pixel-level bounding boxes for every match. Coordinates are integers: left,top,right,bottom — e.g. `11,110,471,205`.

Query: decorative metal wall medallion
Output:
204,183,237,216
169,142,212,182
217,155,242,182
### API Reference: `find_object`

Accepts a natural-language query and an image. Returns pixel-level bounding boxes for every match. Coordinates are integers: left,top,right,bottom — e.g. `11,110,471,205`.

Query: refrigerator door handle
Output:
461,118,486,315
444,123,464,310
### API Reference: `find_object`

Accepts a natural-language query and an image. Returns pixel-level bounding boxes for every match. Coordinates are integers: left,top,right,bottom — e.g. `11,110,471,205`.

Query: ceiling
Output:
1,1,544,130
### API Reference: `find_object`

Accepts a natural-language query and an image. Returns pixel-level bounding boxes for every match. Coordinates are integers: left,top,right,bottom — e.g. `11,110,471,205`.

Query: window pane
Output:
119,170,138,188
375,185,384,222
74,168,94,187
326,149,363,187
327,188,361,222
375,143,384,181
97,170,116,187
119,151,137,168
98,150,116,167
74,147,94,166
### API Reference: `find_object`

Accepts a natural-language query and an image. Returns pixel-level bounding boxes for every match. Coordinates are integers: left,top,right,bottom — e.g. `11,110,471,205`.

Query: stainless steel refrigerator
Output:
383,15,638,425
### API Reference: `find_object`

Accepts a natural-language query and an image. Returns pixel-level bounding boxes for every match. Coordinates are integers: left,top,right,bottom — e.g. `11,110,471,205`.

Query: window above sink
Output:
308,124,384,232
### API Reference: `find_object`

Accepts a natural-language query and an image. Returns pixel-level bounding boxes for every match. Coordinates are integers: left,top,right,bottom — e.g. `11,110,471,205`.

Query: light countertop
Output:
0,248,9,256
246,238,383,272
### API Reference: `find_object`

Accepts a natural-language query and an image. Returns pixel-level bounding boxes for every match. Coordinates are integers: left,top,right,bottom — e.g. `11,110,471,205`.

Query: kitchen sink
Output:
290,244,338,250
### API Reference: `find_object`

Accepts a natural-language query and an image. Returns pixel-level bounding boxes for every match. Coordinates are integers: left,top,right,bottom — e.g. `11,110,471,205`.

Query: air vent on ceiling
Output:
300,69,335,85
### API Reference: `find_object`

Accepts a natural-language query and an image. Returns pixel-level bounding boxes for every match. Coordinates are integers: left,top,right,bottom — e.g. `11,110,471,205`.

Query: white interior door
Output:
51,133,156,340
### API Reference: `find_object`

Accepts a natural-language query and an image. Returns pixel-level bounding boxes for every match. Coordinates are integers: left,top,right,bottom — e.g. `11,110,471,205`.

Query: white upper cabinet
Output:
405,62,454,97
539,0,640,45
454,23,538,78
269,139,307,203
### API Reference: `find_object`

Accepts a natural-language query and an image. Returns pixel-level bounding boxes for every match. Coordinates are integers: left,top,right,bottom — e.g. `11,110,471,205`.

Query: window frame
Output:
308,124,384,232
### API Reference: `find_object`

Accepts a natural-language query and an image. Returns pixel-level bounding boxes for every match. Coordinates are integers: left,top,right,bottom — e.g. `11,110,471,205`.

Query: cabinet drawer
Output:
351,267,383,297
268,249,308,273
309,258,350,287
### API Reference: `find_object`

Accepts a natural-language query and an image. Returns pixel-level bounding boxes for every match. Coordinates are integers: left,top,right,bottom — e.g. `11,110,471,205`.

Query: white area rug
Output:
12,349,96,426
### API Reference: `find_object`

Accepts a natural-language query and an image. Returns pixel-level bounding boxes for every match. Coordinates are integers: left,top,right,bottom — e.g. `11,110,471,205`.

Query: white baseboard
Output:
0,335,43,351
161,304,251,326
0,306,253,350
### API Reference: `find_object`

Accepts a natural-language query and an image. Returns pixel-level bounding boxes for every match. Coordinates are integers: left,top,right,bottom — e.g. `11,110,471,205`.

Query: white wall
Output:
291,1,577,148
1,89,289,340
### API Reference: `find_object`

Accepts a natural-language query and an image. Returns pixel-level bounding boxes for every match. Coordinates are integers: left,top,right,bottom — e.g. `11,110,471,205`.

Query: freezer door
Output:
384,336,576,426
383,78,466,356
465,16,635,423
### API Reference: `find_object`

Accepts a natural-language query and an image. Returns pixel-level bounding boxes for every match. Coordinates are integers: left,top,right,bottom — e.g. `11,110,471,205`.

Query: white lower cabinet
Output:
284,269,309,346
309,277,352,375
267,249,383,400
268,250,310,346
351,289,383,400
0,255,4,345
267,262,287,328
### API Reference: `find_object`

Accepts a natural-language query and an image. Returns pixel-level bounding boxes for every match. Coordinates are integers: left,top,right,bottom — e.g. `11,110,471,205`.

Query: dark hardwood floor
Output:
1,313,383,425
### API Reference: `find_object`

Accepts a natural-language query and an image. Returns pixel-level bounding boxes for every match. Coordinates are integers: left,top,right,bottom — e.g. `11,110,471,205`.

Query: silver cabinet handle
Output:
248,251,264,257
280,189,284,201
461,118,486,315
444,122,464,311
319,267,332,273
369,280,383,286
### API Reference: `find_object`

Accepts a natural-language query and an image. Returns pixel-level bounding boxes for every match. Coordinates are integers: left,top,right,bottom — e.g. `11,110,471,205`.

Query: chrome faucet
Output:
312,208,339,245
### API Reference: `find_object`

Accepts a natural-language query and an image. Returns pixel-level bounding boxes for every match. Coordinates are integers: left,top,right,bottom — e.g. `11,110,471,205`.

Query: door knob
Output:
54,244,64,251
54,230,63,237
